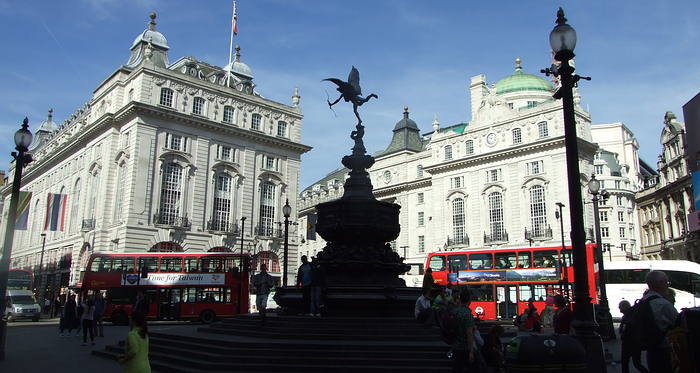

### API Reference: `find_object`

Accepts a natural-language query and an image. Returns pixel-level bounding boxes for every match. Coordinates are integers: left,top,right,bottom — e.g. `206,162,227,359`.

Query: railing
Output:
81,218,95,231
254,225,283,238
206,220,240,235
484,230,509,244
153,213,190,228
525,225,553,241
447,235,469,247
625,252,641,261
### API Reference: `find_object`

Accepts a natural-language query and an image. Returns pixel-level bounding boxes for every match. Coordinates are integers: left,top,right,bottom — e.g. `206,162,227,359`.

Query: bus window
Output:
185,258,198,272
517,252,531,269
519,284,533,301
113,257,135,273
198,287,223,303
605,269,649,284
469,253,493,270
90,257,113,272
666,270,697,294
138,257,158,273
200,258,225,273
161,257,183,272
429,255,446,271
495,252,516,269
182,287,197,303
224,257,241,272
561,249,573,267
448,255,468,273
534,250,558,268
107,287,134,304
471,284,494,301
533,285,548,301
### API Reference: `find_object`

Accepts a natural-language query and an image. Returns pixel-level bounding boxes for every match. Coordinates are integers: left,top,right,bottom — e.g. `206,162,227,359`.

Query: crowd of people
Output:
416,269,691,373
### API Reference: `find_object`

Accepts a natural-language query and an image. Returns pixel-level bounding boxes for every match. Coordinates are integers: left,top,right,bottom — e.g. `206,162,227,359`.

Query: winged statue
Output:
324,66,378,125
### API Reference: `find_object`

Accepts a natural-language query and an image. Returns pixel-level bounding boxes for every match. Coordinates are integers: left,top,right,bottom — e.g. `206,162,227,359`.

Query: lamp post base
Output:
571,320,608,373
595,300,617,341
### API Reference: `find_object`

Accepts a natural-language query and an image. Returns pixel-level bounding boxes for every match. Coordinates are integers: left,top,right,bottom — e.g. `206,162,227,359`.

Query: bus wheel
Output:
199,310,216,324
111,311,128,326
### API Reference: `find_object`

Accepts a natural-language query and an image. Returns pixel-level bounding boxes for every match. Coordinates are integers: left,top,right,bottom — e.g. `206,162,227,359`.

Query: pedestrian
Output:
119,312,151,373
133,290,149,316
59,294,77,337
414,289,433,323
75,296,84,337
310,260,326,317
94,291,106,337
450,288,476,373
540,295,555,328
641,270,679,372
618,300,649,373
295,255,313,315
422,268,435,292
53,295,62,318
44,297,51,315
481,324,505,373
552,294,573,334
251,264,275,326
81,296,96,346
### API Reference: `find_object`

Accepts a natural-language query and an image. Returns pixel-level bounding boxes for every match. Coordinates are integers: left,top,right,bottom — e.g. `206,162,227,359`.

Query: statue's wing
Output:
322,78,345,87
348,66,362,95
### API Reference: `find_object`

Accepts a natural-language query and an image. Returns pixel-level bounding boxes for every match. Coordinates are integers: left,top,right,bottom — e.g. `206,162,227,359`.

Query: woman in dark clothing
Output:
59,295,78,337
619,300,650,373
422,268,435,292
481,324,505,372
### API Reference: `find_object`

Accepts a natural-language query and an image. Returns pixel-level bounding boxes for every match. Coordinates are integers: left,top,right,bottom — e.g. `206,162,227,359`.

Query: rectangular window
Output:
512,128,522,144
121,132,130,149
603,243,612,252
594,165,604,175
448,254,468,272
429,255,446,271
192,97,205,115
416,165,424,178
417,212,425,226
137,257,159,273
444,145,453,160
517,252,531,268
450,176,463,189
620,243,627,252
258,182,276,236
465,140,474,155
159,88,173,107
527,160,543,175
223,106,234,123
538,121,548,137
417,192,424,204
277,121,287,137
217,145,232,161
166,134,187,152
619,227,626,238
533,250,558,268
468,253,493,270
600,211,608,222
418,235,425,253
160,257,183,272
527,101,537,108
601,227,609,238
263,155,277,171
617,211,624,222
495,252,516,269
251,114,262,130
615,180,621,189
486,169,501,183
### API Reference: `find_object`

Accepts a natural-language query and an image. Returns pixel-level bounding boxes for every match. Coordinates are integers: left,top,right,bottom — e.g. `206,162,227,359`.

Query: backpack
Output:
626,295,664,350
438,306,460,344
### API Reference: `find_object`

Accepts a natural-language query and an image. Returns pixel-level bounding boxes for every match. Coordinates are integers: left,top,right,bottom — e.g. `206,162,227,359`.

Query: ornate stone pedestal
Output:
275,123,419,316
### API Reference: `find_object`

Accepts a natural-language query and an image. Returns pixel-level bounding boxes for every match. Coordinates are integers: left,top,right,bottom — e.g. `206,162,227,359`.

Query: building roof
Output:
598,149,622,176
131,13,169,50
223,45,253,79
495,58,553,95
300,167,349,195
376,107,423,157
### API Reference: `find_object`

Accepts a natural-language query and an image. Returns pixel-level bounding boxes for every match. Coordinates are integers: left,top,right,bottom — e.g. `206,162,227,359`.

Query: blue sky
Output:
0,1,698,189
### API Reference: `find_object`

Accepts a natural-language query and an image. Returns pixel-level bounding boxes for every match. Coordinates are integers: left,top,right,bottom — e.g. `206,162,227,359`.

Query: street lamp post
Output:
588,174,616,341
38,233,47,305
555,202,569,295
282,199,291,286
0,118,34,361
238,216,246,314
542,8,605,372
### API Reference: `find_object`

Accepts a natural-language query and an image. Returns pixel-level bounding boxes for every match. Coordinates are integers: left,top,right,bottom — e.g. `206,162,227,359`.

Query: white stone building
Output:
298,58,605,284
1,13,311,293
589,123,644,260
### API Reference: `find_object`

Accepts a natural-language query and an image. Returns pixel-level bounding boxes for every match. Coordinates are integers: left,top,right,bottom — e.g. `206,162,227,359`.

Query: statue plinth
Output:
275,122,418,317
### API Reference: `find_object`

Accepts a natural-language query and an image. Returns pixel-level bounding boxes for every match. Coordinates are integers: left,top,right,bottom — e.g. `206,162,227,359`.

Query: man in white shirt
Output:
414,289,432,323
642,270,679,372
252,264,275,326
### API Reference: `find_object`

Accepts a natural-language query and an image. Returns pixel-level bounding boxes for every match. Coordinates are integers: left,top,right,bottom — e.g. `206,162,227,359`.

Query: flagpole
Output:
226,1,236,88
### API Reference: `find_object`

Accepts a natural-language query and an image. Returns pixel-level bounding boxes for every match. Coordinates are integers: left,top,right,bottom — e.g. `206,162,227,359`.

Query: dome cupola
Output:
494,58,553,95
126,12,170,68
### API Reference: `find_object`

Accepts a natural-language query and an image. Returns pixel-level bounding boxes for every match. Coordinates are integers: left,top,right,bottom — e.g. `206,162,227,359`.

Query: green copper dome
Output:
495,58,553,95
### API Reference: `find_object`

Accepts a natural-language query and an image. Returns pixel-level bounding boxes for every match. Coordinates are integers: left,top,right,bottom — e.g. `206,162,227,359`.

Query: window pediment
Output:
259,171,284,185
159,150,192,164
114,149,130,165
446,190,467,201
212,161,241,175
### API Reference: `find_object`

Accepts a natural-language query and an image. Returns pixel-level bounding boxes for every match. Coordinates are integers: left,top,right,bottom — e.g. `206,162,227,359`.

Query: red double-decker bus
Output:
425,244,597,321
81,252,250,324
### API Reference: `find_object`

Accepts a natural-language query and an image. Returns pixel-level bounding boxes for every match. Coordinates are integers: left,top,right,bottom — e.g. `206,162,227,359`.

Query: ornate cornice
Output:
373,178,432,198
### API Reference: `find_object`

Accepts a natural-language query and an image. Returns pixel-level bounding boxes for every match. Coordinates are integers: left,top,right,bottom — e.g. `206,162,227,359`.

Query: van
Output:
4,290,41,322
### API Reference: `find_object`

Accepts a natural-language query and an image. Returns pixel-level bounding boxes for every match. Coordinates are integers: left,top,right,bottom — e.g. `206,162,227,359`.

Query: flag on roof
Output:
232,1,238,35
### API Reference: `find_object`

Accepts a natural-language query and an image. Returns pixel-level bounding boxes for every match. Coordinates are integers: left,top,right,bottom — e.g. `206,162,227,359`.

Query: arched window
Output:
211,173,233,231
488,192,504,240
159,88,173,107
258,182,276,236
192,97,205,115
223,106,234,123
127,88,134,102
89,172,100,219
465,140,474,155
70,179,80,233
512,128,522,144
251,113,262,131
529,185,547,236
255,251,280,273
537,121,549,138
114,163,126,223
277,121,287,137
149,241,183,252
158,163,184,225
444,145,453,161
452,198,465,243
32,199,41,244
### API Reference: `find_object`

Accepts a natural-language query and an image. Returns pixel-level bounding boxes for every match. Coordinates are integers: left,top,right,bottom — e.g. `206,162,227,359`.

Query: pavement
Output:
0,316,646,373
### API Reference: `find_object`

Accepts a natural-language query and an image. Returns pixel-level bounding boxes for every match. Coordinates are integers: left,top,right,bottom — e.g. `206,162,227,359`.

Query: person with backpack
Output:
552,294,573,334
448,288,475,372
618,300,649,373
636,270,679,373
296,255,313,315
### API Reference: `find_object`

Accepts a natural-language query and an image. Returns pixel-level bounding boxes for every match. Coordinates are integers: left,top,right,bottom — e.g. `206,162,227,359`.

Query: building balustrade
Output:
484,230,509,244
525,225,553,241
206,220,240,235
153,213,190,228
447,235,469,247
254,225,283,238
81,218,95,231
